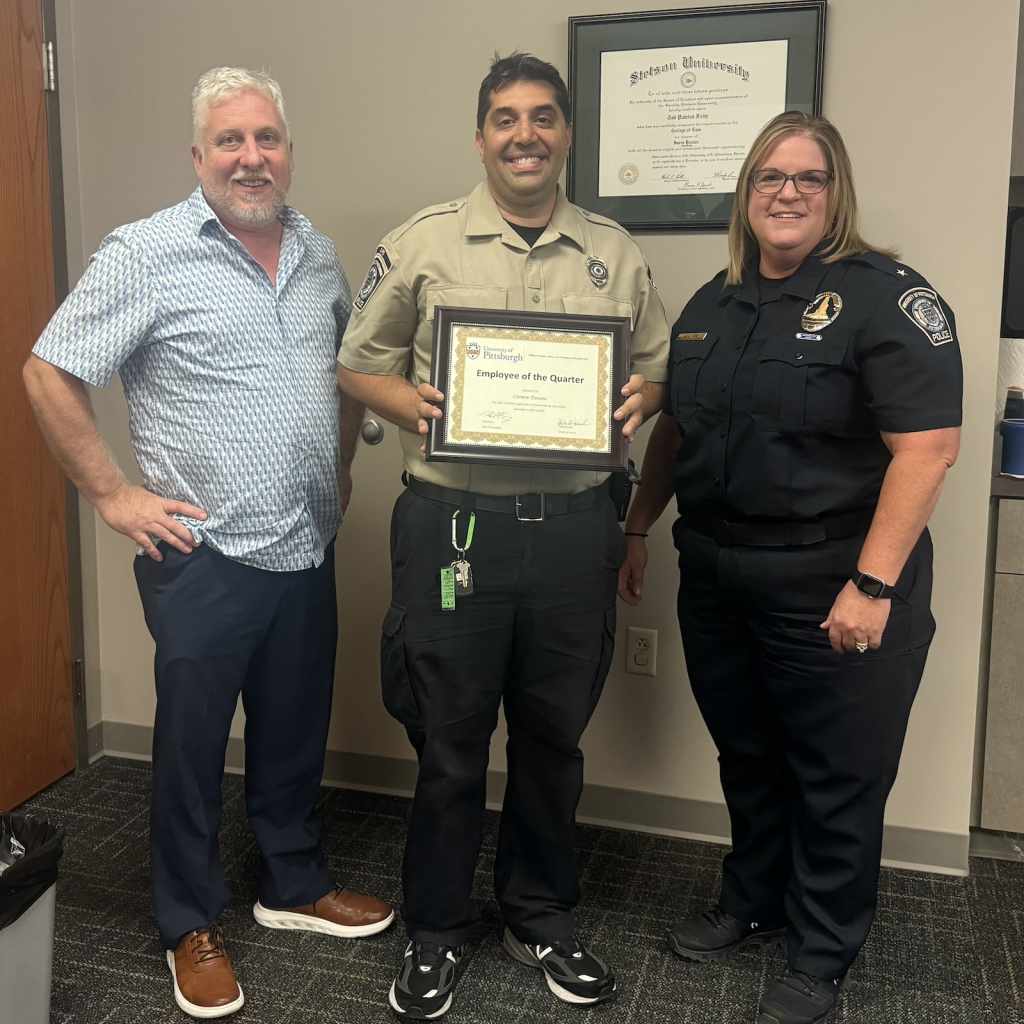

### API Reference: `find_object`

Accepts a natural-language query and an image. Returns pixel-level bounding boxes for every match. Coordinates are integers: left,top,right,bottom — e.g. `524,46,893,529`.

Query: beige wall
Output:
54,0,1018,841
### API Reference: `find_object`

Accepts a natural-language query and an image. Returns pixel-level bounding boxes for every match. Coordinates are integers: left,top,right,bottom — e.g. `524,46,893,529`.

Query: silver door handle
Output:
360,419,385,445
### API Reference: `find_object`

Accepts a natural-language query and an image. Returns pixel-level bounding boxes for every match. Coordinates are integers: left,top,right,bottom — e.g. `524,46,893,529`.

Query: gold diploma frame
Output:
425,307,631,471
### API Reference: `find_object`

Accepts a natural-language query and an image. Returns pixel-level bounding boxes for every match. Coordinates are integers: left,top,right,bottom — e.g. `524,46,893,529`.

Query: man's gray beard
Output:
203,181,287,228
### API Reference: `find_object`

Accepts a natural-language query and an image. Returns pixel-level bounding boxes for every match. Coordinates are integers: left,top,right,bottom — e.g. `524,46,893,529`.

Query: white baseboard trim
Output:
87,720,970,876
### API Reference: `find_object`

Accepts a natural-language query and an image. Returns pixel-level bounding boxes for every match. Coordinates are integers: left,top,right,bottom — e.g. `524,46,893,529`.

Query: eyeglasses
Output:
750,169,833,194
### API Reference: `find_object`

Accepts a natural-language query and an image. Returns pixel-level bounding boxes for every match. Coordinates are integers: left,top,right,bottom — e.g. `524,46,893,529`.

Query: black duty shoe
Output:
388,941,465,1019
668,905,786,963
757,969,849,1024
503,927,617,1005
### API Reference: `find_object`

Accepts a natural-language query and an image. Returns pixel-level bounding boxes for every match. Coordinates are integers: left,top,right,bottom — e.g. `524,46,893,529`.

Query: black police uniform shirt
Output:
667,249,963,522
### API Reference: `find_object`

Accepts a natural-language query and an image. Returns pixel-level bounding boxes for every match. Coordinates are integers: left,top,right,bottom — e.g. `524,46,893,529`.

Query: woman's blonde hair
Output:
725,111,897,285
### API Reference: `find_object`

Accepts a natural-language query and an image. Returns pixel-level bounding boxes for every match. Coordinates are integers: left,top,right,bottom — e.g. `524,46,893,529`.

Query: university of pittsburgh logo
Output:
466,341,481,359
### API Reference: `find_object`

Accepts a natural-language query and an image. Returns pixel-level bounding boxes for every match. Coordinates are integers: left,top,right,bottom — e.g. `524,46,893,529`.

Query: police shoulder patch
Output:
898,287,952,346
353,245,393,312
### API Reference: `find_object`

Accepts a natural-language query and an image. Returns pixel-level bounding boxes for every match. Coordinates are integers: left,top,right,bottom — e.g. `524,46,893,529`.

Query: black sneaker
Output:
388,941,465,1019
668,905,786,963
757,969,849,1024
503,927,617,1005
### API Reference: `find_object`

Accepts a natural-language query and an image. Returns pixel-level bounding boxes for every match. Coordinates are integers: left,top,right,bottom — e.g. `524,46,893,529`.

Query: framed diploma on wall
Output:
567,2,827,230
425,307,630,471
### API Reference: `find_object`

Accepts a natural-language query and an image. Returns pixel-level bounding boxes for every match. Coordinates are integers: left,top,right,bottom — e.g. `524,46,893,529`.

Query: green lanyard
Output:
451,510,476,558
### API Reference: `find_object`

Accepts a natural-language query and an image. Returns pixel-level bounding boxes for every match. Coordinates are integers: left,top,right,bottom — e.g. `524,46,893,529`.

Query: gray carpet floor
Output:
13,756,1024,1023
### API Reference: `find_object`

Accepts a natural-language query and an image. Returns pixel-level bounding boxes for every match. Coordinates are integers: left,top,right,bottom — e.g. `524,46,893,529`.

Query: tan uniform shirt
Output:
339,181,670,495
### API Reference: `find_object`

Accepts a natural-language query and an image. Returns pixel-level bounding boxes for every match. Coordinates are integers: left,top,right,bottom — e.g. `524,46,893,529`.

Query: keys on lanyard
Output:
441,509,475,610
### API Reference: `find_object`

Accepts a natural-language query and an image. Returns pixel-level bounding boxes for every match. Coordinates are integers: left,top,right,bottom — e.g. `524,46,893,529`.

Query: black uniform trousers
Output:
134,540,338,949
382,486,623,946
673,522,933,979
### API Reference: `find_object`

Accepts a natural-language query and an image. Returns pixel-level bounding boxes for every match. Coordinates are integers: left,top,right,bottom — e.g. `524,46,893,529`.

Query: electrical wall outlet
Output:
625,626,657,676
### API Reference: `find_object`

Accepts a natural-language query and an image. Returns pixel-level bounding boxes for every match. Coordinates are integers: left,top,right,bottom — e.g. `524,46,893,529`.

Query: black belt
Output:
687,508,874,547
405,475,608,521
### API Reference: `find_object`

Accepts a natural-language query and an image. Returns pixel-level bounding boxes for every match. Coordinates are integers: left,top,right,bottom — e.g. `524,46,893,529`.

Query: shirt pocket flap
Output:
561,293,634,324
382,601,406,638
425,285,507,320
670,333,718,423
672,333,718,363
760,333,849,367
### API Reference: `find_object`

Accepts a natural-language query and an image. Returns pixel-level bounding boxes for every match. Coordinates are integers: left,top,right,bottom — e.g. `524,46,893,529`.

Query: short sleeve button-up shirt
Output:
338,181,670,496
33,187,351,571
666,250,963,521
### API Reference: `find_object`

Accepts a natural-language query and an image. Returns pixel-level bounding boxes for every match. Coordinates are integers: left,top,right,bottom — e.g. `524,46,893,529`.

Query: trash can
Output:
1001,418,1024,477
0,814,64,1024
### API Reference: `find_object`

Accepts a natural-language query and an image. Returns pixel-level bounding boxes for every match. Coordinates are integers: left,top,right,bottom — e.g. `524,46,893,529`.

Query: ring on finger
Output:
855,640,869,654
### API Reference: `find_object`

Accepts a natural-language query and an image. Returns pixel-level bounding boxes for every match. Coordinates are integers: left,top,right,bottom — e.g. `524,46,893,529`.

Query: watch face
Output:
857,573,885,599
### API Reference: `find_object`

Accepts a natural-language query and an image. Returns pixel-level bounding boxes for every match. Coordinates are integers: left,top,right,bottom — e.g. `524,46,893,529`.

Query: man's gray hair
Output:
191,67,289,148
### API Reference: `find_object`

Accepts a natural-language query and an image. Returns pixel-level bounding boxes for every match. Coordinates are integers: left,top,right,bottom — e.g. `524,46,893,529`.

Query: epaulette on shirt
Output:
848,249,921,282
578,205,639,244
388,197,468,245
352,199,467,312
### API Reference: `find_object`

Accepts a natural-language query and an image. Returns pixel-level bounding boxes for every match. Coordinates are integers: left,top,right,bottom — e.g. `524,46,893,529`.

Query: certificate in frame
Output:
568,2,827,231
426,307,631,472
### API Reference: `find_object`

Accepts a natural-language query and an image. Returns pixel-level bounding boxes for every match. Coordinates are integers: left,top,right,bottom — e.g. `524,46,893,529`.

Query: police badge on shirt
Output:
898,287,953,346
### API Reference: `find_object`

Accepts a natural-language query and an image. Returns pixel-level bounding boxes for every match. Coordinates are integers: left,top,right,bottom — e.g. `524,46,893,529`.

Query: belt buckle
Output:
515,493,545,521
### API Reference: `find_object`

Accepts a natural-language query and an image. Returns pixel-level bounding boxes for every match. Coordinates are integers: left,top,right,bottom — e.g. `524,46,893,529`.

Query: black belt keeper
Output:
687,508,875,548
404,475,610,520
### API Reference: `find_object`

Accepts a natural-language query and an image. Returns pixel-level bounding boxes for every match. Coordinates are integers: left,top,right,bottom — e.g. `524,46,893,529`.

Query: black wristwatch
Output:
852,572,895,600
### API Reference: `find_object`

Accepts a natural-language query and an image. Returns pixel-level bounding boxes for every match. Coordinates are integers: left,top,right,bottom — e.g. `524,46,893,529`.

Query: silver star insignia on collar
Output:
897,269,907,276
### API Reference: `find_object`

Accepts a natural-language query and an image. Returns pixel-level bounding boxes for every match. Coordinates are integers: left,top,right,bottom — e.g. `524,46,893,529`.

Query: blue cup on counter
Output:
1000,418,1024,477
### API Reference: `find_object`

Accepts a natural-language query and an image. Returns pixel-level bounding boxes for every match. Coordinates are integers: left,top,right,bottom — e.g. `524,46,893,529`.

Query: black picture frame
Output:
567,1,827,230
425,306,631,472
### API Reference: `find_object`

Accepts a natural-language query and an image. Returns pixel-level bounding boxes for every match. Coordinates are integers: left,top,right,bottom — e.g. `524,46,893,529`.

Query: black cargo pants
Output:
381,484,624,946
674,522,934,979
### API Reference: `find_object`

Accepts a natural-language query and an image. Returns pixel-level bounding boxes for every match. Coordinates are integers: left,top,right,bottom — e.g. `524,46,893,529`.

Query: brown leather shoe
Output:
253,883,394,937
166,924,244,1018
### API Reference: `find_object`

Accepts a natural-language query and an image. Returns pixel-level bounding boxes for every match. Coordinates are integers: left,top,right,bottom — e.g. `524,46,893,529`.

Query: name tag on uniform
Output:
795,333,822,341
676,332,707,341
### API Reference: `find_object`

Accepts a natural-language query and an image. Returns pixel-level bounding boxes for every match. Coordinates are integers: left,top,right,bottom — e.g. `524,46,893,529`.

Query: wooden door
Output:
0,0,75,808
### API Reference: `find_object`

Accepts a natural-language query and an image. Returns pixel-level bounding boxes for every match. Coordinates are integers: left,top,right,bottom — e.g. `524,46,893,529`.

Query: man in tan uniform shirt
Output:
338,53,669,1019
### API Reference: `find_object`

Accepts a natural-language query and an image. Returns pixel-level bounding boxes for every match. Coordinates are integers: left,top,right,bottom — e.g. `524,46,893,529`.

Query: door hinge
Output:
43,41,56,93
72,659,84,703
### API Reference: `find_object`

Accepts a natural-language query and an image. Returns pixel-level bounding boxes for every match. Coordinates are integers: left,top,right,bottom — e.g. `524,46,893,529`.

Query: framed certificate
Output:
568,2,827,230
425,307,631,471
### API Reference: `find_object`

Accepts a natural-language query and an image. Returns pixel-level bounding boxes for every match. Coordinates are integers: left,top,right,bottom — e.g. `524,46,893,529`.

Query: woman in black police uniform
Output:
619,111,962,1024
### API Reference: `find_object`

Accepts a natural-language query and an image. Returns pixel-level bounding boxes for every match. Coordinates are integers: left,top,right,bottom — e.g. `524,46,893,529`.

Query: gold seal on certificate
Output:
425,307,631,471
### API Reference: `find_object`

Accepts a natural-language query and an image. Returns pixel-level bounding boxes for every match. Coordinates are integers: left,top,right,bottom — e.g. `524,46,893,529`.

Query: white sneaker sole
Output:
166,950,244,1019
502,928,609,1005
388,978,453,1018
253,900,394,937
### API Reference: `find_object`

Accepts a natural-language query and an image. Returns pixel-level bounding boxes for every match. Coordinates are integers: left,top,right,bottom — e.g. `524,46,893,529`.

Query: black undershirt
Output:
757,271,792,305
505,220,546,247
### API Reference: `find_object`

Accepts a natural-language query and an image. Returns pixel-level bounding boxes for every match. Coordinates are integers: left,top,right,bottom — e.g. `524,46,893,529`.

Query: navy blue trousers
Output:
135,540,338,949
674,524,933,978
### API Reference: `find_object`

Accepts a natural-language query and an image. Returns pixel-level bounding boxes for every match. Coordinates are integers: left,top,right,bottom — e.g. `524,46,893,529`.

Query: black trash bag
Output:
0,814,64,930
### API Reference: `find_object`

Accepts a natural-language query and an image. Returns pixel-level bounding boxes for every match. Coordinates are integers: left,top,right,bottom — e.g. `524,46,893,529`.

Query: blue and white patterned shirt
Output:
34,187,351,571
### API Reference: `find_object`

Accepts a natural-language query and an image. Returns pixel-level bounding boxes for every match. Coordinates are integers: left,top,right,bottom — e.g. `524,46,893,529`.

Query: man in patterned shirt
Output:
23,68,392,1018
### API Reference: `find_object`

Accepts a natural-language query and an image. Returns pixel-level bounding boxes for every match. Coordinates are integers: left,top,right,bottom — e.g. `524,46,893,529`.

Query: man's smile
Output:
506,153,547,170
